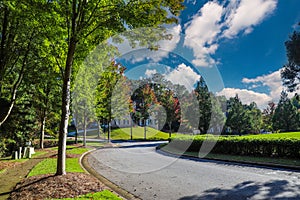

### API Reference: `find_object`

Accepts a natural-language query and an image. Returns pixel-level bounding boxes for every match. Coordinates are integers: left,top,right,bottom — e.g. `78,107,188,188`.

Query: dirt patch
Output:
9,172,109,200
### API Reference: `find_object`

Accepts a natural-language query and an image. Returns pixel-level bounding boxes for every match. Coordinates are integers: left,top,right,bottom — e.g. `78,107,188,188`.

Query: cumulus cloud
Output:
223,0,277,38
242,70,282,102
145,69,157,78
216,88,272,109
165,63,200,91
184,1,223,67
184,0,278,67
219,69,300,109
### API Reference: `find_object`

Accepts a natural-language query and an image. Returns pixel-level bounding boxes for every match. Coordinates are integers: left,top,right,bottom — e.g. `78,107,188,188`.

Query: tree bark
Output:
97,121,101,138
169,121,172,138
108,119,111,143
144,119,146,140
83,107,87,147
56,38,76,176
40,114,46,149
130,115,133,140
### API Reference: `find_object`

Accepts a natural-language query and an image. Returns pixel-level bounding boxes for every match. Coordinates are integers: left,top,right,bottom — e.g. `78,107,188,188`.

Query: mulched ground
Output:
0,160,22,171
9,172,110,200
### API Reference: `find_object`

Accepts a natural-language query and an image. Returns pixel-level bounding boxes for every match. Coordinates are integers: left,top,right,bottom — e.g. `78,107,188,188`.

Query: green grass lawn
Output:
27,158,85,177
52,190,121,200
51,146,91,155
29,146,91,177
78,126,171,140
111,127,170,140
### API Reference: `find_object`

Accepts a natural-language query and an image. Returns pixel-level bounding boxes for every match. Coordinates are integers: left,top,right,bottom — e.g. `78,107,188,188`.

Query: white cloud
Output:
242,70,282,102
165,63,200,91
145,69,157,78
216,88,272,109
223,0,277,38
184,1,223,67
217,69,300,110
184,0,278,67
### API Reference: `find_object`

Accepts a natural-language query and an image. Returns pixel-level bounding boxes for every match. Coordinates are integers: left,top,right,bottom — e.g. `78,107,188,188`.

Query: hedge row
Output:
169,135,300,159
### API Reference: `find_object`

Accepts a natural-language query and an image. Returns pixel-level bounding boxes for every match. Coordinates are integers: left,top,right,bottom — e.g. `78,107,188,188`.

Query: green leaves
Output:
272,91,300,131
281,25,300,92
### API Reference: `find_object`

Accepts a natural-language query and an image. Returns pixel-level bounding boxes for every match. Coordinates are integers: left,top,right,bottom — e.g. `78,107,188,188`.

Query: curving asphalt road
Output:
87,141,300,200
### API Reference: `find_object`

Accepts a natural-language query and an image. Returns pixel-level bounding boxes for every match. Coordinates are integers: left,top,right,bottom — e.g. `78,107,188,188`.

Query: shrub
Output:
169,133,300,159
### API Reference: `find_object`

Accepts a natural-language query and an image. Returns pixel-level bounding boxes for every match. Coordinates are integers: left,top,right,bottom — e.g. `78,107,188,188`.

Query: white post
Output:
18,147,22,159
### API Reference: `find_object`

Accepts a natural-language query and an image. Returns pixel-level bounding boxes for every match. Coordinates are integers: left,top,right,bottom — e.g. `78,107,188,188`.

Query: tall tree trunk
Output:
97,121,101,138
83,108,87,147
108,119,111,143
75,125,78,144
56,38,76,176
130,115,133,140
0,6,9,81
144,119,146,140
169,121,172,138
40,113,46,149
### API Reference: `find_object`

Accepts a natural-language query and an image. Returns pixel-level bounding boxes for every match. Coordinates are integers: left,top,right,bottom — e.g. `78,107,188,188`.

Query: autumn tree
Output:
159,89,181,137
131,83,158,139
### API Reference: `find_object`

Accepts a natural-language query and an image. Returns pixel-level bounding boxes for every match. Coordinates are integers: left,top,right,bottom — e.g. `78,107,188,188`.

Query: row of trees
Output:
224,92,300,135
0,0,185,176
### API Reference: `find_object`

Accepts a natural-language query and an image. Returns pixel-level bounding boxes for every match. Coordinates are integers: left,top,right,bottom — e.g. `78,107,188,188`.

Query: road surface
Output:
87,141,300,200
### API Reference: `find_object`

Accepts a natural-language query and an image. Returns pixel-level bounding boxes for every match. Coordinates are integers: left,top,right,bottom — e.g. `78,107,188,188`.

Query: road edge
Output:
80,148,140,200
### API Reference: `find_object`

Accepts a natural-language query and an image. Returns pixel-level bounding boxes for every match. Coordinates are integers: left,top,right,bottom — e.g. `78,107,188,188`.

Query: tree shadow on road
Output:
179,180,300,200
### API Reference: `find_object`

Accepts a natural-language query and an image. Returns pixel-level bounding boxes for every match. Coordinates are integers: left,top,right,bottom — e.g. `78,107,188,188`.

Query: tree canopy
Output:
281,23,300,92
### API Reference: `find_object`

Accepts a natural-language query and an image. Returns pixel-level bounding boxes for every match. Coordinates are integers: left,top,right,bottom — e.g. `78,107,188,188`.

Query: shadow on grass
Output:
179,180,300,200
0,175,55,197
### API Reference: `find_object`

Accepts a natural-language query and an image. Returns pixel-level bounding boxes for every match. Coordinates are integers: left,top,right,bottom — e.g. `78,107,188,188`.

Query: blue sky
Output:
179,0,300,109
113,0,300,110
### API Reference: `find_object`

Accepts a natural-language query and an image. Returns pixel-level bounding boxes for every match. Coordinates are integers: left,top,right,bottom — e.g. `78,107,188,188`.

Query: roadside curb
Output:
156,146,300,171
80,147,140,200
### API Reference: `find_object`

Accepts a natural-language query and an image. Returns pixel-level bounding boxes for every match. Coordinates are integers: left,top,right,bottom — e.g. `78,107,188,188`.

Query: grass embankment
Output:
164,132,300,167
79,126,170,140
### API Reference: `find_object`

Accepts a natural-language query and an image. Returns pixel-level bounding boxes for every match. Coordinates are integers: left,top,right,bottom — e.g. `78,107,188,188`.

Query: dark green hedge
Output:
169,136,300,159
